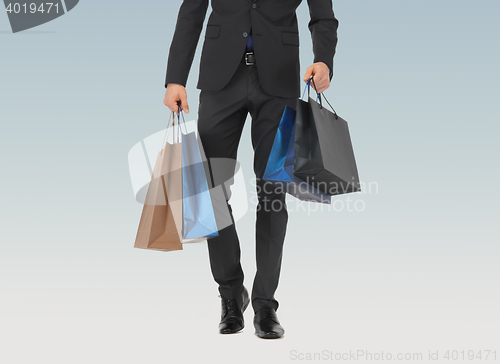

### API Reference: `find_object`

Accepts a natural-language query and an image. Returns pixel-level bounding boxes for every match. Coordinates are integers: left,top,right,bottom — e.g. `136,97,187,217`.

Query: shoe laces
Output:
219,294,239,315
259,306,280,325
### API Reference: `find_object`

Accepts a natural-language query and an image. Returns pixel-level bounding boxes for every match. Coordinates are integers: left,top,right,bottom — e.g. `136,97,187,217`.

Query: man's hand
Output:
303,62,330,94
164,83,189,114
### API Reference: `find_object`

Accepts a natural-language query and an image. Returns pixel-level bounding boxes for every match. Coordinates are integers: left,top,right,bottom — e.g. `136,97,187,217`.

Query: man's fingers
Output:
163,89,177,113
303,63,331,92
163,84,189,113
179,95,189,114
303,66,313,82
311,74,328,93
163,93,171,109
168,99,178,113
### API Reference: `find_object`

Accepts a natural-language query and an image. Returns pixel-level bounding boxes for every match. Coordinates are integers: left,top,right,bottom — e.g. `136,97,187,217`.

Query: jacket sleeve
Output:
165,0,209,88
306,0,339,81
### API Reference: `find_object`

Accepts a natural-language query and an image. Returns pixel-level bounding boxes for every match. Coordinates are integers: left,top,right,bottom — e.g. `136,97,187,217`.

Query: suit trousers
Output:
197,52,297,313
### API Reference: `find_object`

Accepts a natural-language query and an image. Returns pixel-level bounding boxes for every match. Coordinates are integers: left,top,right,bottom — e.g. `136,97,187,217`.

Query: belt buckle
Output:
245,51,255,65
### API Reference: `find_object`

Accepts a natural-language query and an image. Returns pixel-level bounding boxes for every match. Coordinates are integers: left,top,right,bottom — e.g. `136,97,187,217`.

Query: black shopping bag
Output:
294,78,361,196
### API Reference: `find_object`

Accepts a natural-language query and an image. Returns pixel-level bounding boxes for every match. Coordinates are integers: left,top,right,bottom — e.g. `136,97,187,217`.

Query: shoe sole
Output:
220,326,244,334
254,331,284,339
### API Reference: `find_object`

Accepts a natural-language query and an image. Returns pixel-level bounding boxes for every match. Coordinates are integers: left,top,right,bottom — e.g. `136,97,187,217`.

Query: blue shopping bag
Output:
177,112,219,239
263,104,331,204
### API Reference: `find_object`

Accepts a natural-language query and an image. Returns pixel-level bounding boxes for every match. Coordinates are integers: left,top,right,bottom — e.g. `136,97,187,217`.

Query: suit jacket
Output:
165,0,339,98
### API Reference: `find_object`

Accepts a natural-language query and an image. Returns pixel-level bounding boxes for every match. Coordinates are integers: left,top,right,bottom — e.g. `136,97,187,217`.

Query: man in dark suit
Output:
163,0,338,339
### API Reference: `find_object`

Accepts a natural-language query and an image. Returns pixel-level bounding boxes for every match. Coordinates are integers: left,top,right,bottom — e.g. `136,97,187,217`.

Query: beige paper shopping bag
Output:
134,120,184,252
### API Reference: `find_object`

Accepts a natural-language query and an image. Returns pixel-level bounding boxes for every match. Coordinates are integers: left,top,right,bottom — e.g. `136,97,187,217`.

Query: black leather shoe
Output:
218,286,250,334
254,306,285,339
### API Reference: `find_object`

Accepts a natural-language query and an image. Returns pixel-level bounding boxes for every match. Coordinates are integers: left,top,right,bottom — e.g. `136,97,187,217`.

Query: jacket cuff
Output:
165,74,187,89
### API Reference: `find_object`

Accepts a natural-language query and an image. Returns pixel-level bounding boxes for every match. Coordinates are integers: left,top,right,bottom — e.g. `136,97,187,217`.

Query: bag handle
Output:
161,102,190,149
176,102,189,135
161,110,175,149
301,76,339,120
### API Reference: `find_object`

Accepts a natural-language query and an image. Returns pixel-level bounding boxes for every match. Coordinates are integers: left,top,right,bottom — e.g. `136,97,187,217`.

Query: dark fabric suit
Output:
165,0,338,98
164,0,338,313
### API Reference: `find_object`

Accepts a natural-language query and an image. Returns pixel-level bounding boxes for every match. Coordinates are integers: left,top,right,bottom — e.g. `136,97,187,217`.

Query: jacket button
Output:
242,32,248,38
252,3,257,8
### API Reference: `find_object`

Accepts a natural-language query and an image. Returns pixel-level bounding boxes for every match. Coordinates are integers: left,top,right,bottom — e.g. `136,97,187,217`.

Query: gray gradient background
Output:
0,1,498,363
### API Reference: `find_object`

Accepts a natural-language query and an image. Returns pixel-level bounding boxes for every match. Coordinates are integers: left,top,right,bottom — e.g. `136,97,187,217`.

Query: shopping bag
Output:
162,111,210,244
263,104,331,204
133,109,242,251
294,78,361,196
133,111,211,250
181,126,219,239
175,108,233,242
134,126,183,251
